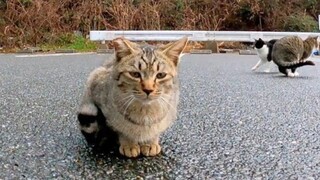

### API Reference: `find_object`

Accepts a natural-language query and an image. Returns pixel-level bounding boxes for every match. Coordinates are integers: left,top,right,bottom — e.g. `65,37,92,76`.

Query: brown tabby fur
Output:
272,35,318,77
78,37,188,158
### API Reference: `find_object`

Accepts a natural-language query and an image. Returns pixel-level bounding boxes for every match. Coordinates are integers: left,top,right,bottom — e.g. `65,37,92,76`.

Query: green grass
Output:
40,34,98,52
65,36,97,52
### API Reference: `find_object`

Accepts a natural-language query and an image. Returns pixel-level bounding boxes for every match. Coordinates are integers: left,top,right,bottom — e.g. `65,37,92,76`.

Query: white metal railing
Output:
90,30,320,42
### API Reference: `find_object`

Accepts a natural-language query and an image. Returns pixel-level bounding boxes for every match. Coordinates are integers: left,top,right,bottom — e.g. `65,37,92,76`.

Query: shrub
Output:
282,14,318,32
0,0,320,49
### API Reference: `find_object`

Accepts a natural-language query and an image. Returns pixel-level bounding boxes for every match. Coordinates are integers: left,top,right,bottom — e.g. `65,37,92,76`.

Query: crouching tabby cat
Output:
272,36,318,77
77,37,188,158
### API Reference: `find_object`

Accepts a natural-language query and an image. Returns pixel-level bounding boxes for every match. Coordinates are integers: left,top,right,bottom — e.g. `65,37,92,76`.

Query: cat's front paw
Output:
119,144,140,158
251,67,257,71
293,72,299,77
141,144,161,156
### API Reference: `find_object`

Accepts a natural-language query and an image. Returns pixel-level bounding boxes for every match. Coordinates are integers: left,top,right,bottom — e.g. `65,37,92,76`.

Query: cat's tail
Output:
283,60,315,68
78,105,118,150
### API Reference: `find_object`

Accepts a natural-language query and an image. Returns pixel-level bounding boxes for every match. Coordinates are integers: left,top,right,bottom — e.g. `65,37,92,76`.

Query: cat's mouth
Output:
134,94,159,104
142,95,158,101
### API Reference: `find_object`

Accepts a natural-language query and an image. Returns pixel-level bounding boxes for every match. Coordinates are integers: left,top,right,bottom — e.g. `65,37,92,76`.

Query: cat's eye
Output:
156,72,167,79
129,72,141,78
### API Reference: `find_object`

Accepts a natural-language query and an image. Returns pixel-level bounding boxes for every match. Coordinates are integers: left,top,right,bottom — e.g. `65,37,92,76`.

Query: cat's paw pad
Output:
119,144,140,158
293,72,299,77
287,72,295,77
141,144,161,156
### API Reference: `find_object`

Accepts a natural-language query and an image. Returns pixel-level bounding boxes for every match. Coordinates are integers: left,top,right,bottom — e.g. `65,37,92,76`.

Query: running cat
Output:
77,37,188,158
272,36,318,77
251,38,277,72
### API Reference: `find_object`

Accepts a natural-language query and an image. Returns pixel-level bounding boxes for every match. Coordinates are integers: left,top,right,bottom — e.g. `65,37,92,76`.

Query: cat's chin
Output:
138,98,156,105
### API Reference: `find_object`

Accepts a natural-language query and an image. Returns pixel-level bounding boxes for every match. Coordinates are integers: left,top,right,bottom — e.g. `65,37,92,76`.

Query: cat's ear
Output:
113,37,139,61
160,36,189,66
307,35,318,40
158,41,174,50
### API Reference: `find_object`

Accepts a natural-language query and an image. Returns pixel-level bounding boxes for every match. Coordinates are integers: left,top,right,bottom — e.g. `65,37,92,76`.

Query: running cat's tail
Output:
282,60,315,68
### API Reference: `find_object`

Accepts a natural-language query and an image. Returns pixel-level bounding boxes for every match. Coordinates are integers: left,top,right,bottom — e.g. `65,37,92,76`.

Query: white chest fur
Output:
255,45,269,61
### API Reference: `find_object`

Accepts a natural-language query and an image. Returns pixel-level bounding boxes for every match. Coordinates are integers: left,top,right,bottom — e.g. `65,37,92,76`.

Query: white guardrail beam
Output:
90,30,320,42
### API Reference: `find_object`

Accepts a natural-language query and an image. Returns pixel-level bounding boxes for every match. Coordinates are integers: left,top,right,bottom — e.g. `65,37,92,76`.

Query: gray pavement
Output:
1,53,320,179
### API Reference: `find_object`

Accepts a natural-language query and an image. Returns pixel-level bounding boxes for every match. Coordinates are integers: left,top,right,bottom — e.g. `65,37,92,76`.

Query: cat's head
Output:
254,38,265,49
305,36,319,50
111,37,188,104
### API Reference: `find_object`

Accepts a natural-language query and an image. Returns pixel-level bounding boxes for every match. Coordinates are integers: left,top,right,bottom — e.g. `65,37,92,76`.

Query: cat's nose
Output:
143,88,153,95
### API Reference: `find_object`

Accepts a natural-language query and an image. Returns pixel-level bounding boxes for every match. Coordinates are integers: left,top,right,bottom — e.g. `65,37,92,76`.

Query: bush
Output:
0,0,320,49
282,14,319,32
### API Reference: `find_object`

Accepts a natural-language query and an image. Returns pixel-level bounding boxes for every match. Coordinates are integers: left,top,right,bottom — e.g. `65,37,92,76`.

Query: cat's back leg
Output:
291,68,299,77
278,66,287,75
278,66,295,77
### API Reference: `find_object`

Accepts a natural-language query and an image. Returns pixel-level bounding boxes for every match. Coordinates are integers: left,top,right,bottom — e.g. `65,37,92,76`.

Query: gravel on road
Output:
1,53,320,179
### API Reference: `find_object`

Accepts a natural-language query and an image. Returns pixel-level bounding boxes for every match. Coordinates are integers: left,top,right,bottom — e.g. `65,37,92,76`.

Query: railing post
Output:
204,41,219,53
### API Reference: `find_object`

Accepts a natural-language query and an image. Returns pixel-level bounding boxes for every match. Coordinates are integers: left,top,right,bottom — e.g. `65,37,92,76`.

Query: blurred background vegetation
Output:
0,0,319,50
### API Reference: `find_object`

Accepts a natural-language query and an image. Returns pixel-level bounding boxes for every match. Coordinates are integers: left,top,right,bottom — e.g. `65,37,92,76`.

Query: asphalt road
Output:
1,53,320,179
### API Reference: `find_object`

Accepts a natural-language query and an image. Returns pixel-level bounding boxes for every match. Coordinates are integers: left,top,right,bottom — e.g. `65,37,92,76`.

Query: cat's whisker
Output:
160,97,176,113
160,94,173,99
78,36,186,158
123,97,135,116
118,96,133,111
119,95,135,110
159,95,172,101
148,115,154,124
157,99,167,115
131,90,141,93
119,95,134,102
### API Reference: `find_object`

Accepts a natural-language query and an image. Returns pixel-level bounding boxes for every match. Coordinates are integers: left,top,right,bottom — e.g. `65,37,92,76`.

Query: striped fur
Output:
272,36,318,77
78,37,188,157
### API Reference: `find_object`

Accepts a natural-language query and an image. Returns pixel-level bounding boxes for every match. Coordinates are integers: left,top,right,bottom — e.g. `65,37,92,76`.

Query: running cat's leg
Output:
264,61,272,73
278,66,287,75
278,66,294,77
291,68,299,77
286,69,295,77
251,59,263,71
